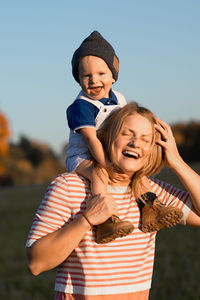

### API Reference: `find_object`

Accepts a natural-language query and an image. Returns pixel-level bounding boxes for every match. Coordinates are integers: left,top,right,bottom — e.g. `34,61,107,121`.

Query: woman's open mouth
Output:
122,150,139,159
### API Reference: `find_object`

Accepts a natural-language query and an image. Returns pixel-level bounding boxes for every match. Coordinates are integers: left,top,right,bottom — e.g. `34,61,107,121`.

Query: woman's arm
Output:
186,208,200,227
27,214,90,276
155,119,200,222
168,158,200,216
27,193,118,276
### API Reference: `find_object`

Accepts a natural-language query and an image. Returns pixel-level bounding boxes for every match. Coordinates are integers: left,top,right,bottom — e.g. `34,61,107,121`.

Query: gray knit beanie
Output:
72,31,119,83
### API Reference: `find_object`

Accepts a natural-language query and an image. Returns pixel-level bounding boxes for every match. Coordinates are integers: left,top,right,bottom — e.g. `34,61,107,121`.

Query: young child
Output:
66,31,183,243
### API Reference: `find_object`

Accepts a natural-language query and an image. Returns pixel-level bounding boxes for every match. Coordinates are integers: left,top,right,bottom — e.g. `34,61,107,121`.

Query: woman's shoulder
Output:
148,176,172,193
50,172,90,190
149,176,189,199
149,176,168,186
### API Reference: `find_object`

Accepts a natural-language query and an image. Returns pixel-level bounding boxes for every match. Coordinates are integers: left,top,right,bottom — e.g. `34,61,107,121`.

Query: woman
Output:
26,102,200,300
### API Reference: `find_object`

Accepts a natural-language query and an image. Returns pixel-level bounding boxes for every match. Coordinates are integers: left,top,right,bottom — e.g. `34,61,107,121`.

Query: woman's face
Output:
112,113,153,176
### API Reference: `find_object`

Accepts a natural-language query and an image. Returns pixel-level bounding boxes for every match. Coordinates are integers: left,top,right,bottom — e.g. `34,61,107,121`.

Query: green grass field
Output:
0,163,200,300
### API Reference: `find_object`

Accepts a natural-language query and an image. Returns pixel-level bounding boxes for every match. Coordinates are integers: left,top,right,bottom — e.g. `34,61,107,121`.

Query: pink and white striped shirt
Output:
26,173,192,297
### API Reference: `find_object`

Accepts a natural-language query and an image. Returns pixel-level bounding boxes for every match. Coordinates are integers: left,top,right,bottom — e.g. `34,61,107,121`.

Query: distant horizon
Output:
4,115,199,157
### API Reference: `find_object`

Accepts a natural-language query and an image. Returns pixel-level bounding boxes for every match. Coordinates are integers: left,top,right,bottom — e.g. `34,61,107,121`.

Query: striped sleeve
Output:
150,177,192,224
26,174,73,247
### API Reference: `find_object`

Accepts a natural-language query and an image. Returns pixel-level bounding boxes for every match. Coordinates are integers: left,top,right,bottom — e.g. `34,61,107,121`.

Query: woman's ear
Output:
112,78,116,84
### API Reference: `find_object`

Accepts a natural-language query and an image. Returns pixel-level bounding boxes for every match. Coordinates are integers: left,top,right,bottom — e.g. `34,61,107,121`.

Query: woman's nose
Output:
128,137,140,147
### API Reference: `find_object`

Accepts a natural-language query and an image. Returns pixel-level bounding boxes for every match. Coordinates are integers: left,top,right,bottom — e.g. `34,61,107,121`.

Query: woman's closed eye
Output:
140,135,153,145
121,131,132,137
142,137,152,143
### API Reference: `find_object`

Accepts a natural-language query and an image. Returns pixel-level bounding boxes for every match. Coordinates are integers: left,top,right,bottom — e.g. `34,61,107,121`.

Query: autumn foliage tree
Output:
0,111,10,176
0,111,10,156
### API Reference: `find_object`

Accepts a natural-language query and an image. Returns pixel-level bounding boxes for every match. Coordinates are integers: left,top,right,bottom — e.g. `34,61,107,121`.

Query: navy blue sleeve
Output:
66,99,97,131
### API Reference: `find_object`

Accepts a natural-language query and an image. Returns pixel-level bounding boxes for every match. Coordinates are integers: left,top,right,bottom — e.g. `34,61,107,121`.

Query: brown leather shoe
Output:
139,192,183,233
95,215,134,244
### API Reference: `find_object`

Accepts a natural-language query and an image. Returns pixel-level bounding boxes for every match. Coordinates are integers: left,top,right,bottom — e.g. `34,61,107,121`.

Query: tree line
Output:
172,121,200,163
0,120,199,187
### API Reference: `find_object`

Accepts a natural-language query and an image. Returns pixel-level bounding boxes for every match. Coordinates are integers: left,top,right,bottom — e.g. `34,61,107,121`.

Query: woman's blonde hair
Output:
97,102,165,199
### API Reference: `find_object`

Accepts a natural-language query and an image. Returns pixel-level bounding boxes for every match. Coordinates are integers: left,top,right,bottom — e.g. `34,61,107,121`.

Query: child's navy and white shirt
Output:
66,89,127,171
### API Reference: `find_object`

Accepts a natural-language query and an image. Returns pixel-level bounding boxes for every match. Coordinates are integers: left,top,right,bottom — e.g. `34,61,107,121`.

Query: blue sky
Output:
0,0,200,154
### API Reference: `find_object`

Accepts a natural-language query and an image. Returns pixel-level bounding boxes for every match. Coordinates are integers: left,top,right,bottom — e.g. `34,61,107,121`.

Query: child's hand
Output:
83,193,118,226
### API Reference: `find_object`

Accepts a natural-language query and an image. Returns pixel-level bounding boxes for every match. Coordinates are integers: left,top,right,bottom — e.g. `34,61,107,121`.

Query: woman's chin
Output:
118,162,137,175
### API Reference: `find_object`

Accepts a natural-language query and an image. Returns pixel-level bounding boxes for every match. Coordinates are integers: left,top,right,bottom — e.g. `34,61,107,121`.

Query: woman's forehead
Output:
122,114,153,134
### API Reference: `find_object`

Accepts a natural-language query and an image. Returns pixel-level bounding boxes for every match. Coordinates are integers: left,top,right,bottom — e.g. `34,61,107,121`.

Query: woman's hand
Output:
84,193,119,226
154,118,183,169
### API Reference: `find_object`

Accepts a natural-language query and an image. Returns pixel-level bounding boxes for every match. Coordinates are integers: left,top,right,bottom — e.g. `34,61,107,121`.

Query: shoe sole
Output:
96,225,134,244
142,210,183,233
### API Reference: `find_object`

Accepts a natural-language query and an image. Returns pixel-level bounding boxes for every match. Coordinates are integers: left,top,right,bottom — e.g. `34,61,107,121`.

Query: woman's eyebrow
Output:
127,129,153,137
142,133,153,137
122,127,153,136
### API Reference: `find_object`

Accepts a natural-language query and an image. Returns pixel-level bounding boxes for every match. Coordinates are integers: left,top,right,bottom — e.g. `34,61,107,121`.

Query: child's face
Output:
78,56,115,100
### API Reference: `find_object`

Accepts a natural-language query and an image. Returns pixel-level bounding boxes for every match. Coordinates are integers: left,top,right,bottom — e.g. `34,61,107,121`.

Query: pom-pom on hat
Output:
72,31,119,83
